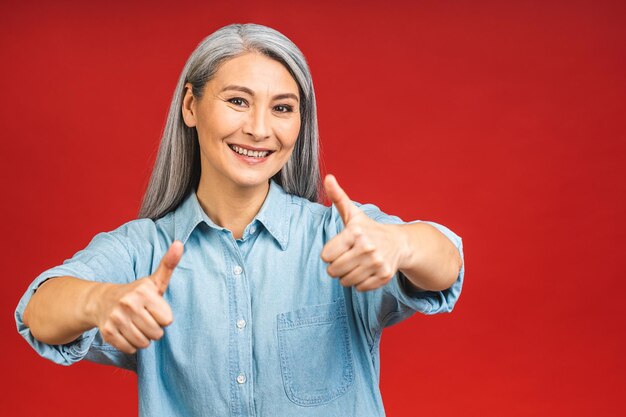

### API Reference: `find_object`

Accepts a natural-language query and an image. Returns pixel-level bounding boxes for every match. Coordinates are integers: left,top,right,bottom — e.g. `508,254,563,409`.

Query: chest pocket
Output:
276,299,355,406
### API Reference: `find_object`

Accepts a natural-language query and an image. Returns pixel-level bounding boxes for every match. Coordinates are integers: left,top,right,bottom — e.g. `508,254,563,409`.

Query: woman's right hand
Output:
94,241,184,354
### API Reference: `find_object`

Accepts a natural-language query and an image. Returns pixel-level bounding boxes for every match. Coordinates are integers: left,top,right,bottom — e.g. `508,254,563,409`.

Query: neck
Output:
195,175,270,240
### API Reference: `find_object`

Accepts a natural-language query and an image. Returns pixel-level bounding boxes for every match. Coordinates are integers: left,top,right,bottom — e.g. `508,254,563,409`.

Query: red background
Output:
1,1,625,416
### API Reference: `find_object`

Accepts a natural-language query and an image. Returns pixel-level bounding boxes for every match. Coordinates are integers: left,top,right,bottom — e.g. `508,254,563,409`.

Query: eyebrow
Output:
220,85,299,102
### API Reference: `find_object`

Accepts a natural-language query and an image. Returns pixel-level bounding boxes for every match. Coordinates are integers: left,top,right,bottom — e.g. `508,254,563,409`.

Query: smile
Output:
228,144,273,159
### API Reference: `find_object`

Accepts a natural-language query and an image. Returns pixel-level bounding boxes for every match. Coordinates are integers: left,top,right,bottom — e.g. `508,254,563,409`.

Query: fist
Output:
321,175,406,292
96,241,183,354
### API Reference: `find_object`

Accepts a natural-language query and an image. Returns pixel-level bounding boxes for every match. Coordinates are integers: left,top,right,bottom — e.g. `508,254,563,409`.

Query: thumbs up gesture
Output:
321,175,407,292
95,241,183,354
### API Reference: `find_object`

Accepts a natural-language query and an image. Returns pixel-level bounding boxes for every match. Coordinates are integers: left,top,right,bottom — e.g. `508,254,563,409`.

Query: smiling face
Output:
182,52,301,194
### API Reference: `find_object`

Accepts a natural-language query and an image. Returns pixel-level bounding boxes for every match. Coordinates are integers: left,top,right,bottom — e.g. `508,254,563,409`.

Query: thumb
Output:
324,174,360,224
151,240,184,295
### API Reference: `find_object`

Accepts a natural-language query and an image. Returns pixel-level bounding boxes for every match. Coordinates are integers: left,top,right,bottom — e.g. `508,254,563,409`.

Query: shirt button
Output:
233,265,243,276
250,226,256,234
236,319,246,329
236,373,246,384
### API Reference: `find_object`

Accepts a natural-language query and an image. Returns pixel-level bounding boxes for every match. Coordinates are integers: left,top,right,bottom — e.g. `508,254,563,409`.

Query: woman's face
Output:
182,52,301,191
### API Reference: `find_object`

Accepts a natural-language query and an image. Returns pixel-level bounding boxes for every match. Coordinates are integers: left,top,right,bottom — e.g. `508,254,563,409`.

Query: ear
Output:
181,82,197,128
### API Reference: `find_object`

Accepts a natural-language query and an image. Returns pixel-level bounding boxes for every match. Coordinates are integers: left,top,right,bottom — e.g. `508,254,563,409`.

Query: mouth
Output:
228,144,275,159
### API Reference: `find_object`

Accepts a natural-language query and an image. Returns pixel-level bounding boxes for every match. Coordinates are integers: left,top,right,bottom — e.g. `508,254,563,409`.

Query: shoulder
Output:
285,194,404,230
105,216,162,242
287,193,328,217
96,213,174,256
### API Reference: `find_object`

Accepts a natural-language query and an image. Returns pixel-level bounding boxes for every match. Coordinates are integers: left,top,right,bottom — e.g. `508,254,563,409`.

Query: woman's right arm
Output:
22,241,183,354
23,276,108,345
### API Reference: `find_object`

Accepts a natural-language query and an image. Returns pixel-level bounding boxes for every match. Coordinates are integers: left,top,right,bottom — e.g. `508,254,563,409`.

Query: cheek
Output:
197,108,242,141
279,118,302,149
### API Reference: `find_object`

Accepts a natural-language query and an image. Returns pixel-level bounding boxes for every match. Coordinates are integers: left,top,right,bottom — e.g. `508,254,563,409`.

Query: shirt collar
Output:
255,180,290,250
173,180,290,250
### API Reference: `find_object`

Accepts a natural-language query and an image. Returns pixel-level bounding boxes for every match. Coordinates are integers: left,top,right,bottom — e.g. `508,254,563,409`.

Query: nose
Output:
242,107,271,141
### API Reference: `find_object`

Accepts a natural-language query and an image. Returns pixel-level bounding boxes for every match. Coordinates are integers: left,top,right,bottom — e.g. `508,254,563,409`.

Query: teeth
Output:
230,145,270,158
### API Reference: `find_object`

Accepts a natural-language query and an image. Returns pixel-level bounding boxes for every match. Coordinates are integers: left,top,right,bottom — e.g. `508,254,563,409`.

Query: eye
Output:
228,97,248,107
273,104,294,113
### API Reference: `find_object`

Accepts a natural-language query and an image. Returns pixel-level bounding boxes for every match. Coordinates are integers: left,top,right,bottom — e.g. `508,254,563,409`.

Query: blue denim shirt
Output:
15,180,464,417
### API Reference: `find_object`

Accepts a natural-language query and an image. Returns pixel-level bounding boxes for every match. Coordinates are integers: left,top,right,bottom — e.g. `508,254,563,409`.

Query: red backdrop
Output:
1,1,625,416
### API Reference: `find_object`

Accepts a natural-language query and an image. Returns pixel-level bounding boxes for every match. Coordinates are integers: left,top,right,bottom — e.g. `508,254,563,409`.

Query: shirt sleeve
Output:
14,223,141,371
343,203,465,347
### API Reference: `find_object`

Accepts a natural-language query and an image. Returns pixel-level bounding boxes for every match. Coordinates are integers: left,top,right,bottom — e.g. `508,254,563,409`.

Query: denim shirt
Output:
15,180,464,417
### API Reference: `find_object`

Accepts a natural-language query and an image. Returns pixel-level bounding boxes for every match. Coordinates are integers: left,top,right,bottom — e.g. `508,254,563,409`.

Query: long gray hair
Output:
138,23,321,220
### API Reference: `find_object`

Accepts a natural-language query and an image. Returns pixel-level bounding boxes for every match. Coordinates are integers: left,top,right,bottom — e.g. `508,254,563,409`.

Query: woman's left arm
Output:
321,175,462,292
392,221,462,291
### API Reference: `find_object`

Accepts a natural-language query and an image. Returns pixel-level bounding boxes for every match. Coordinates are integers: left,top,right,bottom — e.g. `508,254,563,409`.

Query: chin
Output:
231,174,272,189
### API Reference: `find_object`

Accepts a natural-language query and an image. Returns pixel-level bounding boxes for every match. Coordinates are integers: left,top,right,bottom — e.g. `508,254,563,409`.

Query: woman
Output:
16,23,464,416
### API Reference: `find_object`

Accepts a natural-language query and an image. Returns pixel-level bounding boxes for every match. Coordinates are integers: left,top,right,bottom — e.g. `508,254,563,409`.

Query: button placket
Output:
223,236,254,413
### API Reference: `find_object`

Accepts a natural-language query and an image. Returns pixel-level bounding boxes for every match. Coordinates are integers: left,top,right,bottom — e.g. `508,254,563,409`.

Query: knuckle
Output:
109,310,125,326
162,313,174,327
118,296,136,311
351,226,363,237
372,255,384,268
379,265,392,278
134,283,149,297
101,324,115,339
139,278,158,294
361,241,376,253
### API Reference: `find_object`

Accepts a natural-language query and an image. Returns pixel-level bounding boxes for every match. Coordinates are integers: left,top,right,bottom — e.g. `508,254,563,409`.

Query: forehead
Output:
209,52,299,96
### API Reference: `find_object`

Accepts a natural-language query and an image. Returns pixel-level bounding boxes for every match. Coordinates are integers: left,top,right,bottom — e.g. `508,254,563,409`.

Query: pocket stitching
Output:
277,301,355,407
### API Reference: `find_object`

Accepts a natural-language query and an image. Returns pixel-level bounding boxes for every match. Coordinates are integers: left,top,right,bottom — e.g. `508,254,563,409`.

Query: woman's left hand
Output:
321,175,409,292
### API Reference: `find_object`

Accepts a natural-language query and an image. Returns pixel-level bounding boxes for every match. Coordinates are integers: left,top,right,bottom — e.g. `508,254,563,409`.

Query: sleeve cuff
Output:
389,221,465,315
14,267,99,366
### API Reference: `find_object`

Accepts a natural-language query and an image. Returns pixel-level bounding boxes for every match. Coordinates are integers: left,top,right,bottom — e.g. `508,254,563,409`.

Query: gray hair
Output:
138,23,321,220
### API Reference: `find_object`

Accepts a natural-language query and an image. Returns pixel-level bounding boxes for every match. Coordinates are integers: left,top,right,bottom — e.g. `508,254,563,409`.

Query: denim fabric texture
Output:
15,180,464,417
